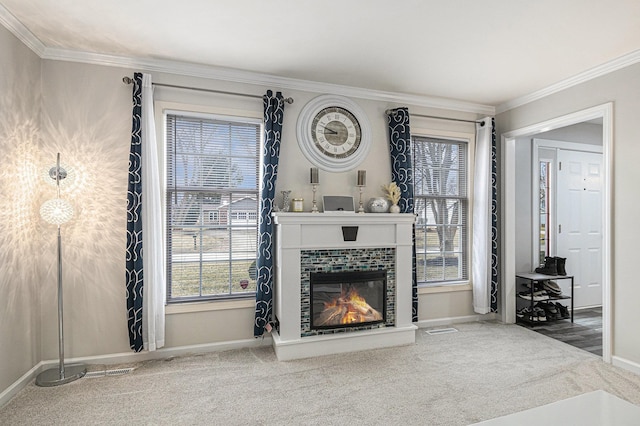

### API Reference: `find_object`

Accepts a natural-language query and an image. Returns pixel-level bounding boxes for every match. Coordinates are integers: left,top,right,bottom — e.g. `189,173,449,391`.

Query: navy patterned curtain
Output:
254,90,285,337
126,72,144,351
490,118,499,312
387,107,418,322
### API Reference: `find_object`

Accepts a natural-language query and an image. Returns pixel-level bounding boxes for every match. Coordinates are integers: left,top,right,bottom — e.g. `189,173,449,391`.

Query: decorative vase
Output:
389,204,401,213
367,197,390,213
281,190,292,212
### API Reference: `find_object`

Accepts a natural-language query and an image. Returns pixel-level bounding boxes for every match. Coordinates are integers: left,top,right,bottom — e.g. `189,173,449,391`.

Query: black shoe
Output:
555,257,567,276
536,301,560,320
535,256,558,275
555,302,570,319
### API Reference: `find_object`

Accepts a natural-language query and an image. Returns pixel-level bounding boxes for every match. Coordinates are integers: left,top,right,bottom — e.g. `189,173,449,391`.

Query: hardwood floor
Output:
520,307,603,356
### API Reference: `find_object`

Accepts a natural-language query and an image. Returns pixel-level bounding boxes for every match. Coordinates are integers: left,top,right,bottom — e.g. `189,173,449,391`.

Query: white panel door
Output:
556,149,603,308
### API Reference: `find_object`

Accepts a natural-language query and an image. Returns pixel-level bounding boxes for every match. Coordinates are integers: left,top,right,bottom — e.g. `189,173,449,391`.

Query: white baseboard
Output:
612,356,640,376
415,313,497,329
1,336,273,409
54,336,274,367
0,361,45,408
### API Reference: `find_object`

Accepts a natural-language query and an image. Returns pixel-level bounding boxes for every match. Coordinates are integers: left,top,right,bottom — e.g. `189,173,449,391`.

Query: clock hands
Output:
319,125,338,135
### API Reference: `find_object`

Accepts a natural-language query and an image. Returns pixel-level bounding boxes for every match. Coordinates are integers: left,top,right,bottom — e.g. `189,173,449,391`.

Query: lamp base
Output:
36,364,87,387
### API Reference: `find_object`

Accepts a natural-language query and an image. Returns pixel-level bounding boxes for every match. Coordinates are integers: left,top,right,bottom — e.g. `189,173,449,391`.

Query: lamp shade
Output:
40,198,74,225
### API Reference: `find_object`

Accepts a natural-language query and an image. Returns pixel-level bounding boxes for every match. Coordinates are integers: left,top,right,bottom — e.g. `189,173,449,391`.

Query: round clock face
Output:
296,95,371,172
311,107,362,159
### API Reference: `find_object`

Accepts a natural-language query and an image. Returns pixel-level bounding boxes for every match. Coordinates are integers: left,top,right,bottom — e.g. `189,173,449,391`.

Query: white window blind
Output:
166,113,261,301
413,136,469,284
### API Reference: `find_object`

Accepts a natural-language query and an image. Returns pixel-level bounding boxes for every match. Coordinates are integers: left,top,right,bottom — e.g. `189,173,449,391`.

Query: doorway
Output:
501,103,612,363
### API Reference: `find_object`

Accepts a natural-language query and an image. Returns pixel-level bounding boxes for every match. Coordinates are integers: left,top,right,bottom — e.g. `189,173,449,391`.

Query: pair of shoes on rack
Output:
517,306,547,322
535,301,560,320
535,256,567,276
518,290,550,301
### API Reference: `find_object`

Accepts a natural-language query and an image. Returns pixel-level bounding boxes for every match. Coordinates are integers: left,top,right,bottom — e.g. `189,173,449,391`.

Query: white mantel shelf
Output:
270,212,417,361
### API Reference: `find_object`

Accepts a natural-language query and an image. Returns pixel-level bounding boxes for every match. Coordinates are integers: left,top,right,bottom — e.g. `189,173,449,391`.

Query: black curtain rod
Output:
386,109,484,125
122,76,294,104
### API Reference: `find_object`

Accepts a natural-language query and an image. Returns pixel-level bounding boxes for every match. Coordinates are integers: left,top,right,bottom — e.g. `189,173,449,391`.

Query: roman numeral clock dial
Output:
296,95,371,172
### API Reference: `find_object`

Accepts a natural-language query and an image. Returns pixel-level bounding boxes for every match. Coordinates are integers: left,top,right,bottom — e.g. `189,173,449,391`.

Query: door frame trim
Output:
501,102,613,363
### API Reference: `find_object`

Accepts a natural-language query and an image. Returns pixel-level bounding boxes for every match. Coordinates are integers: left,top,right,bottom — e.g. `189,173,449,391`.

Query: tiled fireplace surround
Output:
271,212,417,360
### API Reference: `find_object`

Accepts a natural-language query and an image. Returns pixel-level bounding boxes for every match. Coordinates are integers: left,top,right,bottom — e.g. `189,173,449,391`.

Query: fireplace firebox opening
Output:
310,270,387,330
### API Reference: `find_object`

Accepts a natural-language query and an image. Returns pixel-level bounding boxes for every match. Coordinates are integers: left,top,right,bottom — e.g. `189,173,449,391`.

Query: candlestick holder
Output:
311,184,319,213
357,185,365,213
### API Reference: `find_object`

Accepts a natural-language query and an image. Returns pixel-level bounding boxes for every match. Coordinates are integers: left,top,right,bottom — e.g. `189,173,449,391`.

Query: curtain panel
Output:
254,90,285,337
490,118,499,312
126,72,144,352
140,74,165,350
126,72,166,352
387,107,418,322
472,117,499,314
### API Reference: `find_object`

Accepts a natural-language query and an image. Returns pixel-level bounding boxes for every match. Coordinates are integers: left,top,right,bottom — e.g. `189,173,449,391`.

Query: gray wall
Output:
497,62,640,365
0,25,42,394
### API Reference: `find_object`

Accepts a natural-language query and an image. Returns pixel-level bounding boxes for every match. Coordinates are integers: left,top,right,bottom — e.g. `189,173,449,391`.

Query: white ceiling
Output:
2,0,640,109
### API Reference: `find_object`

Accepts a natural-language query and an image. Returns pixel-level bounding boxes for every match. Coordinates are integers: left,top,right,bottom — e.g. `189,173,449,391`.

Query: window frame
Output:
160,105,263,303
411,128,475,288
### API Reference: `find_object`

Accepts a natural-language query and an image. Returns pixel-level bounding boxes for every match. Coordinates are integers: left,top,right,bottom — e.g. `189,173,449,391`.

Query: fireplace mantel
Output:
271,212,417,360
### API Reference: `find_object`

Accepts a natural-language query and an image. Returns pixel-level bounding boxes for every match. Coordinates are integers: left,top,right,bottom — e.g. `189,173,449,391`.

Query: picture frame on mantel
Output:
322,196,355,213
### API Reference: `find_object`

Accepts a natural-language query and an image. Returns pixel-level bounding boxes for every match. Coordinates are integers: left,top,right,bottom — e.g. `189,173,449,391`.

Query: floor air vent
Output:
85,367,135,378
424,327,459,336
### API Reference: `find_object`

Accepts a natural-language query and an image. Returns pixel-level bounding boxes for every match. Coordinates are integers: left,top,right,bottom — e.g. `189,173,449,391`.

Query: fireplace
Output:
310,270,387,330
271,212,417,360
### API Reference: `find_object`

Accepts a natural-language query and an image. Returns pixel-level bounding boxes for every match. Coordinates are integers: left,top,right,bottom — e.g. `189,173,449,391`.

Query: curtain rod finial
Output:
122,76,133,85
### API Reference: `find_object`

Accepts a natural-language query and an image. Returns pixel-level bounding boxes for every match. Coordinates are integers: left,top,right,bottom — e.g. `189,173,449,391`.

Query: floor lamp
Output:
36,153,86,387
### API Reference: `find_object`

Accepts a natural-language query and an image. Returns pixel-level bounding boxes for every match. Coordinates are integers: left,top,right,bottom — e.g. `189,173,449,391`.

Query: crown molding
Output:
497,49,640,114
0,3,45,56
41,47,495,115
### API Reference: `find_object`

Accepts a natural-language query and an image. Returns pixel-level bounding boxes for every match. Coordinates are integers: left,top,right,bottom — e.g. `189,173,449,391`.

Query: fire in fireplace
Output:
310,270,387,330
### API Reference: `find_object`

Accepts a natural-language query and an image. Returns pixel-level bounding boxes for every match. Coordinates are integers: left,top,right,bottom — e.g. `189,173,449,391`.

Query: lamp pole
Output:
36,154,86,387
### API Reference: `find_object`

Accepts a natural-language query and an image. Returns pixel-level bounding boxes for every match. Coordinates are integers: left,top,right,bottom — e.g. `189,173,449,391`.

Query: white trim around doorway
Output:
500,102,613,363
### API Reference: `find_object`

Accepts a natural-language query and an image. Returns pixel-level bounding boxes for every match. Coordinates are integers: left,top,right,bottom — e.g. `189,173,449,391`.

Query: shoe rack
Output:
515,272,574,325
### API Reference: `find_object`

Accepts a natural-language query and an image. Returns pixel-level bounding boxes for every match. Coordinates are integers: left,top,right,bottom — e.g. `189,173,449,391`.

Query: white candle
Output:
310,167,319,184
357,170,366,186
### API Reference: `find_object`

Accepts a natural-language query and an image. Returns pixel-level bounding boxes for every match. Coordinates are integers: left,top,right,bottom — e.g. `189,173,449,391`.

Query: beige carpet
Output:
2,321,640,425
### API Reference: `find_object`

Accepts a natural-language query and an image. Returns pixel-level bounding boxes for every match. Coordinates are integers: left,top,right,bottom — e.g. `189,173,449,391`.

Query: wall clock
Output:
296,94,371,172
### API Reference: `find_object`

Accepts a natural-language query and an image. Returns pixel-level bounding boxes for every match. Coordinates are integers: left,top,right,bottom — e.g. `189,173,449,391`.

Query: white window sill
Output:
418,282,472,294
166,297,255,314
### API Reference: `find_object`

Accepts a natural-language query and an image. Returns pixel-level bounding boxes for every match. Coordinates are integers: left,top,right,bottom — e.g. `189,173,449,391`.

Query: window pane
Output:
202,262,231,296
171,262,201,298
413,136,468,285
444,254,464,281
167,113,260,301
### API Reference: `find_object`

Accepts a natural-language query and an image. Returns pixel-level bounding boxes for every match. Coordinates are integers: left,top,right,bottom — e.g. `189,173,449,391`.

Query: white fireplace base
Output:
271,213,417,361
271,324,417,361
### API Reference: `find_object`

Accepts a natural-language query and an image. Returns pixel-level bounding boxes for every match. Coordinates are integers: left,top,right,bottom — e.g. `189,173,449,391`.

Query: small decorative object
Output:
310,168,319,213
382,182,401,213
356,170,366,213
240,279,249,290
323,195,355,212
292,198,304,212
281,190,292,212
367,197,390,213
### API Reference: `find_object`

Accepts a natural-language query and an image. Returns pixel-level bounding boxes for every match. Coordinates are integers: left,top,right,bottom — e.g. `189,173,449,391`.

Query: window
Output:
166,113,261,301
413,136,469,285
